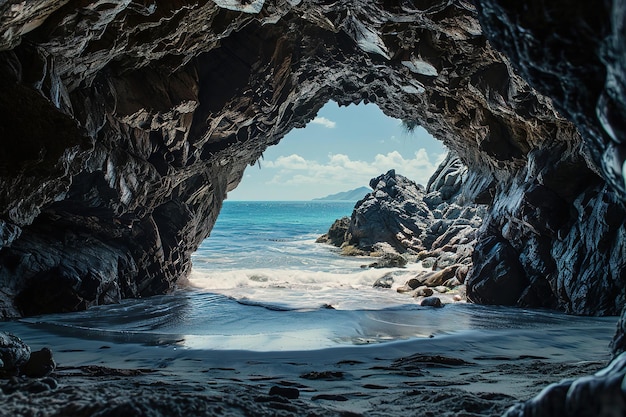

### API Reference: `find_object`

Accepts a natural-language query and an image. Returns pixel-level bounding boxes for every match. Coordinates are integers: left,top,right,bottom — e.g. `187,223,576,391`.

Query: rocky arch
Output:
0,0,624,359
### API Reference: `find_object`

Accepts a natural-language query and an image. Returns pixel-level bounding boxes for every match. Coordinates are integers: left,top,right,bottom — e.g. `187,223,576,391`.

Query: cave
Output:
1,0,626,415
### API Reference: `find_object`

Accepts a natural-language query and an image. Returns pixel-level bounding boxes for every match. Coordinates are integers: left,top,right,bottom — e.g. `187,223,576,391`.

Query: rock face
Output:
0,1,623,339
1,1,626,415
319,155,486,270
343,169,435,254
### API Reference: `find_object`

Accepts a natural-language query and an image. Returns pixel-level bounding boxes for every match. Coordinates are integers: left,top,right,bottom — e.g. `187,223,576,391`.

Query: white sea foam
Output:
188,263,427,311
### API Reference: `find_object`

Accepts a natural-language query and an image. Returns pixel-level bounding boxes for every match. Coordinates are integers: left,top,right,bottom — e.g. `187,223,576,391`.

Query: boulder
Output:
316,217,350,247
0,332,30,377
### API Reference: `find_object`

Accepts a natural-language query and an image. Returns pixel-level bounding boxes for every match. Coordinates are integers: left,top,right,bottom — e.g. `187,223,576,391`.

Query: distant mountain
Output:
313,186,371,201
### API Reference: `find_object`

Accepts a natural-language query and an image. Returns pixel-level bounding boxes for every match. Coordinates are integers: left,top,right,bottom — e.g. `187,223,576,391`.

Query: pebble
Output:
414,286,434,297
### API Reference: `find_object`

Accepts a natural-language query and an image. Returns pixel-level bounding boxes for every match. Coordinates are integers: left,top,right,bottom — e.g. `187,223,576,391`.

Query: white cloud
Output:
310,116,336,129
265,149,447,189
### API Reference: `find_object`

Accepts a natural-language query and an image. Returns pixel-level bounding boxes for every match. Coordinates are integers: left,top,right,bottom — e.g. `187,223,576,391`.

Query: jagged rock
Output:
0,0,625,415
316,217,350,247
474,1,626,415
319,159,486,273
346,169,433,253
0,0,599,322
467,234,529,306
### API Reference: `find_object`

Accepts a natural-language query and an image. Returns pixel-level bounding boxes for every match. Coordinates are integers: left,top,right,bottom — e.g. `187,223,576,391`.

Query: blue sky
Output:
227,101,447,200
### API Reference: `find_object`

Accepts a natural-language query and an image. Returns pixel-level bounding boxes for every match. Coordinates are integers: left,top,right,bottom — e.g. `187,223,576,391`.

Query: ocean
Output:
5,201,617,356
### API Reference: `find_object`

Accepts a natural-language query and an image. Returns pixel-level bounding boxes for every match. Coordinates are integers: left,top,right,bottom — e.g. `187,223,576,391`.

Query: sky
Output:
227,101,447,200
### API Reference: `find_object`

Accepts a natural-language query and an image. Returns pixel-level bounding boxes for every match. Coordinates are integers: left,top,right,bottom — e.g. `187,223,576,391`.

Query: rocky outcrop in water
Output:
318,155,486,270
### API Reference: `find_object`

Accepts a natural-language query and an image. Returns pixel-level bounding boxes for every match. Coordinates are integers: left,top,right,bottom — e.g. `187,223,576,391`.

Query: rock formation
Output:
0,0,626,415
1,0,618,322
317,154,486,271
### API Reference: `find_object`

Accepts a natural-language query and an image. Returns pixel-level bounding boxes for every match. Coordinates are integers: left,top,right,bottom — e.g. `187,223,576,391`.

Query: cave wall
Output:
0,0,624,324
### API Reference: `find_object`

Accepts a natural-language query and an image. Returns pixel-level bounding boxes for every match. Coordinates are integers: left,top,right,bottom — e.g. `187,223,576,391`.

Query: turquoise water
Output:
193,201,357,271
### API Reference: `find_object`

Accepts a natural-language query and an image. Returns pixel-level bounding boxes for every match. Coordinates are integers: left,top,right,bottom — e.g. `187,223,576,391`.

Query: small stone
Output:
434,286,448,293
414,286,434,297
421,297,443,308
373,274,394,288
407,278,421,289
453,294,463,302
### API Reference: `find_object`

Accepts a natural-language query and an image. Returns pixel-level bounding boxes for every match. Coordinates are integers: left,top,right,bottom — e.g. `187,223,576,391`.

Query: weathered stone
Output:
373,274,394,289
345,170,433,253
363,253,408,269
0,333,30,377
316,217,350,247
420,297,443,308
421,265,460,287
21,348,55,378
414,287,434,297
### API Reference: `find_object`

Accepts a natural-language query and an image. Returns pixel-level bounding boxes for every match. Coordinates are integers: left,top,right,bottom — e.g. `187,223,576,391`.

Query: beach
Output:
0,201,618,415
0,295,617,416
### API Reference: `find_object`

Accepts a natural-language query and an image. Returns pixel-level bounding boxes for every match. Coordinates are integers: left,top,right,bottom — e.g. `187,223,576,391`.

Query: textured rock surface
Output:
343,169,435,254
470,0,626,314
1,1,626,415
318,155,486,273
503,352,626,417
0,332,30,377
0,1,623,335
473,1,626,416
1,0,561,317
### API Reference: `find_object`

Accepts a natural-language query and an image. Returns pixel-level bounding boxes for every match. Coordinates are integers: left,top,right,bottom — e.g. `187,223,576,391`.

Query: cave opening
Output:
1,1,626,414
228,100,447,201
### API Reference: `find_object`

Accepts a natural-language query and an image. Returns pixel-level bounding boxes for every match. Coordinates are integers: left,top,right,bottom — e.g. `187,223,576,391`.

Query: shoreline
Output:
1,309,616,416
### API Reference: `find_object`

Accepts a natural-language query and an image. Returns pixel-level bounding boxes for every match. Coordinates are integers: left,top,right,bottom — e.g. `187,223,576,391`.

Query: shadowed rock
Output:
1,0,616,322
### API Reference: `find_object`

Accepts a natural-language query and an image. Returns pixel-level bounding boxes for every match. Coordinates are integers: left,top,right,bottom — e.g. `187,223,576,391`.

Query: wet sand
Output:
0,314,616,417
